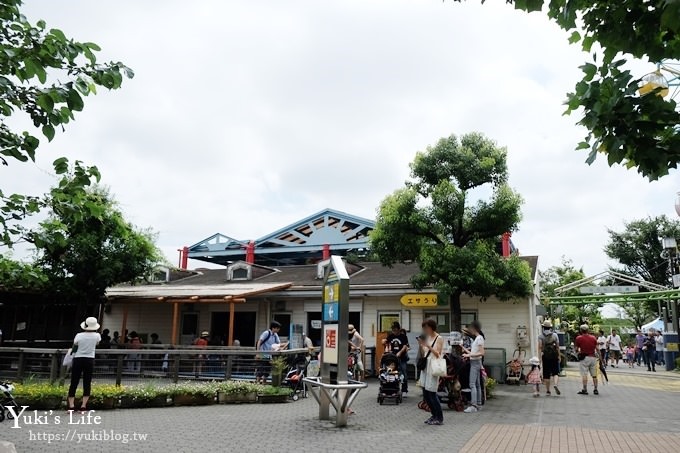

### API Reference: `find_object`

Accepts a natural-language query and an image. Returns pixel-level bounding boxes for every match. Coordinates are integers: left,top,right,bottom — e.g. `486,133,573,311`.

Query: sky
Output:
4,0,679,277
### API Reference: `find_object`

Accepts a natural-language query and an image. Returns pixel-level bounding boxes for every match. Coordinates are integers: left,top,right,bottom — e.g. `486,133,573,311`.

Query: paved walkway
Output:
1,366,679,452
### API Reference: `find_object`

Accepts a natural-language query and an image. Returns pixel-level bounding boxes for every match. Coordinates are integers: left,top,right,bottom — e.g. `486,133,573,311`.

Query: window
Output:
378,312,400,333
272,313,291,338
423,311,477,333
227,262,252,281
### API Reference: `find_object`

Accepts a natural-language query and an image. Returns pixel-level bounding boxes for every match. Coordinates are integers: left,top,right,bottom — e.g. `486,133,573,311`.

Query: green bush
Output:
485,377,497,399
675,357,680,371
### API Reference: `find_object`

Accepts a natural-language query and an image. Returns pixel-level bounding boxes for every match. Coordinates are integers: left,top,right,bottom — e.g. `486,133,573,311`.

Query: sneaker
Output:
427,419,443,425
593,389,599,395
577,389,588,395
533,393,539,398
402,391,408,397
546,392,551,397
424,417,434,424
553,386,561,395
463,406,478,413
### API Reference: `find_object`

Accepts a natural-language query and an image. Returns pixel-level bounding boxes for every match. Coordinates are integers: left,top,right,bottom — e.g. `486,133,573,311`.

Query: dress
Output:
527,367,542,385
420,335,441,392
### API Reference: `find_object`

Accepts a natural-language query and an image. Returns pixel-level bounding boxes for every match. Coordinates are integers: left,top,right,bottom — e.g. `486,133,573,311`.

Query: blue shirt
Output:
258,329,280,359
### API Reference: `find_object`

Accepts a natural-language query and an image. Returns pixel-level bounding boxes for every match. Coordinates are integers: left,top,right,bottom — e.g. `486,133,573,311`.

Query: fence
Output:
0,346,316,386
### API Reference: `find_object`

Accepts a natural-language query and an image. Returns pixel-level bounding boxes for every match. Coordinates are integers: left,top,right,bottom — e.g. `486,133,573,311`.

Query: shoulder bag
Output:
416,336,439,371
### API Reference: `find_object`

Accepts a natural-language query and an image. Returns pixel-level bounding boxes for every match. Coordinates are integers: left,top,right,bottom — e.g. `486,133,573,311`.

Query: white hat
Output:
80,317,100,331
529,356,540,366
542,320,553,329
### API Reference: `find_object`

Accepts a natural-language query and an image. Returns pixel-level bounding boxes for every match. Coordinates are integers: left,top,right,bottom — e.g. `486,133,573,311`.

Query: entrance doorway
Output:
306,311,361,347
210,312,257,346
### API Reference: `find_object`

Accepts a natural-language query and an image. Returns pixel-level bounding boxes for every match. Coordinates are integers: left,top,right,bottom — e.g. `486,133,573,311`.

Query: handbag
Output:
63,349,74,368
416,336,439,371
430,356,447,377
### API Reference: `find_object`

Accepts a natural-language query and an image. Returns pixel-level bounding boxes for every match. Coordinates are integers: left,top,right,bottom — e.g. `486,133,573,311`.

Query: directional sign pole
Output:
320,255,350,421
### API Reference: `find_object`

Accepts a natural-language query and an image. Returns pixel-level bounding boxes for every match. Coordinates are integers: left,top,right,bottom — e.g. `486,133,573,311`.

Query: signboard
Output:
400,293,438,307
323,277,340,322
667,343,679,352
579,286,639,294
323,324,338,364
311,320,322,329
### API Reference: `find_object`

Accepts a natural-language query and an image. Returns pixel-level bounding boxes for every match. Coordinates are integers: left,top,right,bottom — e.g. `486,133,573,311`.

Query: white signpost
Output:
579,286,639,294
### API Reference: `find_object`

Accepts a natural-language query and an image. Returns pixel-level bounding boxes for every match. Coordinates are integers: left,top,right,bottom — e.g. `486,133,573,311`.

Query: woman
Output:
463,320,485,413
417,318,444,425
643,329,657,372
68,317,101,412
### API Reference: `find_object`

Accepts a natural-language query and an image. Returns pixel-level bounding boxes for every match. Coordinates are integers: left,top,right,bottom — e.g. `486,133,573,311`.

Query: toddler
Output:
527,356,542,397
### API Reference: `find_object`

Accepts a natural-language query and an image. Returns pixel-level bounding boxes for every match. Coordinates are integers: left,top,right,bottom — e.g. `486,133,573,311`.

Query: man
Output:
643,329,657,372
575,324,599,395
348,324,365,381
383,321,410,395
607,329,623,368
655,331,665,366
537,320,561,396
256,321,283,384
596,330,608,367
635,329,646,367
193,331,209,376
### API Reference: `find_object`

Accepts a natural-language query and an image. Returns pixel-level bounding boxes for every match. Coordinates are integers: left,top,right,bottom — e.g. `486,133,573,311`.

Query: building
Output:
104,208,542,373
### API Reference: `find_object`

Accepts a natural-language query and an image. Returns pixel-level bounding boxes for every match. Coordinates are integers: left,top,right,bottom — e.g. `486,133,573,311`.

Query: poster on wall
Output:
323,324,338,364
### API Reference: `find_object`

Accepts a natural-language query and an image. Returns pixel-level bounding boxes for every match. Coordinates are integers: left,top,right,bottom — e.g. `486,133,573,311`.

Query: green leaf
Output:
36,93,54,112
66,89,84,111
42,124,55,142
568,31,581,44
580,63,597,82
53,157,69,174
49,28,67,41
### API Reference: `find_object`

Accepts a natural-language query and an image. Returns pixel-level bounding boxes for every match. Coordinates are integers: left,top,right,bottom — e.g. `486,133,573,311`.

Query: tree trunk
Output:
450,291,462,332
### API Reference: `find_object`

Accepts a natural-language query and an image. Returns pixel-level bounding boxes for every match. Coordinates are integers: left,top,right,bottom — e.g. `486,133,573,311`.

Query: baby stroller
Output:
0,381,19,422
377,353,403,405
282,355,309,401
438,352,466,412
506,349,526,385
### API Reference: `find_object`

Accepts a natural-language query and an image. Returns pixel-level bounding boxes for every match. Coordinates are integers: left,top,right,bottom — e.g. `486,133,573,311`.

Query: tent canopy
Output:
641,318,665,333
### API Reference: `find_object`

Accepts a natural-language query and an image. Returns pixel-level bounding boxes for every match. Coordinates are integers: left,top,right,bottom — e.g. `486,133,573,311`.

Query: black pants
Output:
423,389,442,421
69,357,94,397
644,350,656,371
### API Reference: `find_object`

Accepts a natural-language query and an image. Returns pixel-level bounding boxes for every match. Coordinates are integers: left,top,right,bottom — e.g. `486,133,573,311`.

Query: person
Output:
417,318,444,425
575,324,599,395
596,330,608,367
526,356,542,397
149,333,162,370
193,331,209,376
67,317,101,412
655,331,665,366
99,329,111,349
537,320,561,396
643,329,657,372
383,321,410,395
463,320,485,412
348,324,365,381
607,329,622,368
111,331,120,347
127,331,143,372
625,343,635,368
635,329,646,367
256,321,283,384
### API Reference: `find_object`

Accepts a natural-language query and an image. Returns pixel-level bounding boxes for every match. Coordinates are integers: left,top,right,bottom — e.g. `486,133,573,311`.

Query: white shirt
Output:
470,335,485,361
607,334,622,351
656,336,664,348
597,335,607,349
73,332,101,358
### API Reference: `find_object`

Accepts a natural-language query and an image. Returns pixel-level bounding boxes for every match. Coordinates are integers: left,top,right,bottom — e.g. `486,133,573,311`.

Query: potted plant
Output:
270,356,288,387
216,381,259,404
171,382,216,406
257,385,290,403
13,382,64,410
88,384,124,410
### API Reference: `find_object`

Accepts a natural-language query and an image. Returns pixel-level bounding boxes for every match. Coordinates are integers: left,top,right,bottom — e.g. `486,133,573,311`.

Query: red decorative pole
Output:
501,232,511,257
245,241,255,264
322,244,330,260
180,246,189,270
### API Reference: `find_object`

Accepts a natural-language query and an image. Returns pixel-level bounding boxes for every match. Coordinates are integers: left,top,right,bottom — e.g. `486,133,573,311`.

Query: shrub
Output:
485,377,497,399
215,381,262,395
675,357,680,371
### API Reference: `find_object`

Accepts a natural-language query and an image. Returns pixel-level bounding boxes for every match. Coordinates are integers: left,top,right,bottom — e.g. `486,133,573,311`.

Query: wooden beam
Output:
171,302,179,346
121,304,129,342
228,302,235,346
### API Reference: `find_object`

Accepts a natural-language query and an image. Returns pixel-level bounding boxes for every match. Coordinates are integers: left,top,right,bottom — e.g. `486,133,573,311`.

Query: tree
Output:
370,132,533,331
539,257,601,330
25,165,162,324
0,0,133,245
458,1,680,180
620,300,653,330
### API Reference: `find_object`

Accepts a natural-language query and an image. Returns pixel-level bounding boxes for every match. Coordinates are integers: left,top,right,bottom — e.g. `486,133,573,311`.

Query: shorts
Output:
579,356,597,377
609,350,621,360
541,356,560,379
255,359,271,378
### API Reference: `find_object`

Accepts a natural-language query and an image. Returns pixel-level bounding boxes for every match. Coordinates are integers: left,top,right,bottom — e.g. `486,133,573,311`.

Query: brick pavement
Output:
1,369,679,453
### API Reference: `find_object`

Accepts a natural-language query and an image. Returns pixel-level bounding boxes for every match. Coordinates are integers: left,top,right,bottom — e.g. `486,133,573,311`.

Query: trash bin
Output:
663,332,678,371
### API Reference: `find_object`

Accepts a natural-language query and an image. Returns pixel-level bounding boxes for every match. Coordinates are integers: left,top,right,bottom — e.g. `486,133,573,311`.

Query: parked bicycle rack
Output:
303,376,367,427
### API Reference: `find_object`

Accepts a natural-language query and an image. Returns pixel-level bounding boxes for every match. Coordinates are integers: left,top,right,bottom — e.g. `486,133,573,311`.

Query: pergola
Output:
106,282,292,345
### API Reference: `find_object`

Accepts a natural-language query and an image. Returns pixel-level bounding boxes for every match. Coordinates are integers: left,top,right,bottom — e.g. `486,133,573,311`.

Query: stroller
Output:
506,349,526,385
282,354,309,401
0,381,19,423
377,353,403,405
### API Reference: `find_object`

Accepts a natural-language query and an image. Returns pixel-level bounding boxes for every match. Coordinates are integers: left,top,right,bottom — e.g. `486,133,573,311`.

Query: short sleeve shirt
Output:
259,330,280,358
608,335,622,351
386,332,410,361
470,335,485,361
73,332,101,358
597,335,607,350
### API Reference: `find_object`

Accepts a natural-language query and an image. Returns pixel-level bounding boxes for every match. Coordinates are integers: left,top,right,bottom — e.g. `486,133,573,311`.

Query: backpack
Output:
259,330,272,350
543,333,559,359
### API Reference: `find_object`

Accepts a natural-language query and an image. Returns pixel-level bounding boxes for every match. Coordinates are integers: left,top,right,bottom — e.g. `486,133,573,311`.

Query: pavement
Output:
1,364,679,453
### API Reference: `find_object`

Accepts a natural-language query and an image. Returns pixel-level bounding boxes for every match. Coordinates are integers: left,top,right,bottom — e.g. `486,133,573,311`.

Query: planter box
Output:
20,396,63,410
173,394,214,406
217,392,257,404
88,397,117,410
257,394,289,404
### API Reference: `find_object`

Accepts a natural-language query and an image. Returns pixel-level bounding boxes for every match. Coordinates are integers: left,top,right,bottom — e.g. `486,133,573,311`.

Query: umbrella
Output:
599,357,609,383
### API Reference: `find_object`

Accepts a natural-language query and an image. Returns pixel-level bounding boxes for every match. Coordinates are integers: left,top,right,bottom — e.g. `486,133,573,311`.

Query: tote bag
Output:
62,349,74,368
429,356,447,377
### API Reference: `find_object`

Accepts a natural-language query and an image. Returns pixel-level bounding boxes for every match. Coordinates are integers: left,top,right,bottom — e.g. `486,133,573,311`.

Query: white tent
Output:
641,318,665,333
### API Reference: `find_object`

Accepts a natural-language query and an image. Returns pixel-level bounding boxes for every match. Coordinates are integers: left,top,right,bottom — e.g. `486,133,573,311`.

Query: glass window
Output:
423,311,477,333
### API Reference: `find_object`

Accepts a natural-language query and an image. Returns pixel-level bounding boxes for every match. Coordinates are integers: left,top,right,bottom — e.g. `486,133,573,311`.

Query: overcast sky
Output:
4,0,678,276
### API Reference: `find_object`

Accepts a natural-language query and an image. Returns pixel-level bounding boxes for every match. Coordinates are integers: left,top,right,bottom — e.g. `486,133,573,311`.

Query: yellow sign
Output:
324,281,339,303
400,294,438,307
667,343,679,352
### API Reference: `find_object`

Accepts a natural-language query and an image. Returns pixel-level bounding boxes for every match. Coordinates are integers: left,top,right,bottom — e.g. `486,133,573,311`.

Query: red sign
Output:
325,329,336,348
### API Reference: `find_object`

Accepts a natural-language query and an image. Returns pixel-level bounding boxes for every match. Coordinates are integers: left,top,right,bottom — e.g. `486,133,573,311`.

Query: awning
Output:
106,282,293,301
641,317,665,333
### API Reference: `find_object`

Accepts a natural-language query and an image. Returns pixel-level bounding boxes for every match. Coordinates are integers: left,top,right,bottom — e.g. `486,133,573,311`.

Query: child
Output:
626,343,635,368
527,356,542,397
380,361,400,382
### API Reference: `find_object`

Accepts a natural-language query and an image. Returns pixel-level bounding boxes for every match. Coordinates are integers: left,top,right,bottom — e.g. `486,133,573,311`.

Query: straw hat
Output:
80,317,100,331
348,325,356,334
542,320,553,329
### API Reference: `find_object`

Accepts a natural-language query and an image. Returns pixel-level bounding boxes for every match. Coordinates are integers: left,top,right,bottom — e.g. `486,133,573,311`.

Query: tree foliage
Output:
459,0,680,180
371,132,534,331
539,257,601,329
0,0,133,245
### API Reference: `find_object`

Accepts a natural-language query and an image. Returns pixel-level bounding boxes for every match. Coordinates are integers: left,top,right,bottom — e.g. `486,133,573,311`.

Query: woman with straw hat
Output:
67,317,101,413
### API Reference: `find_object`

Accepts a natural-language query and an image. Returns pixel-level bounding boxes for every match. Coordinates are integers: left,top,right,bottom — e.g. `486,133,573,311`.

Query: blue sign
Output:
323,302,339,323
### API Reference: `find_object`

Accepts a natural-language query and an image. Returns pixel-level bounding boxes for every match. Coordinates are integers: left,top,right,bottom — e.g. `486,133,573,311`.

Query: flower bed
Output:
11,380,288,409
